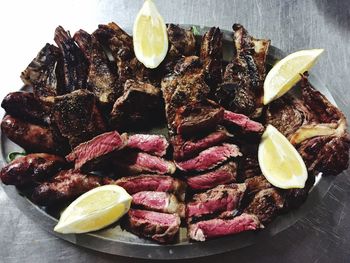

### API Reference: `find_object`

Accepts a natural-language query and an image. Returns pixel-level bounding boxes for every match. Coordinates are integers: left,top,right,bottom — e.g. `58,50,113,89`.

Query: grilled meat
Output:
52,89,106,147
114,152,176,175
175,143,241,172
109,79,164,131
238,143,262,181
32,169,103,206
174,100,224,136
186,161,237,191
188,213,262,241
115,174,186,201
126,209,181,244
0,153,66,186
20,43,64,100
200,27,223,91
215,24,270,117
132,191,185,217
167,24,196,59
1,92,51,125
127,134,169,157
66,131,128,171
73,29,120,107
186,183,246,220
54,26,88,93
244,175,271,195
1,115,68,154
161,56,210,133
223,110,264,133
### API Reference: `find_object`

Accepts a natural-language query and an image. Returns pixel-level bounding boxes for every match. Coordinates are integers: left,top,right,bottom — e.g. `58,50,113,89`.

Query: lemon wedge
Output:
133,0,168,68
258,125,308,189
54,185,132,234
263,49,324,105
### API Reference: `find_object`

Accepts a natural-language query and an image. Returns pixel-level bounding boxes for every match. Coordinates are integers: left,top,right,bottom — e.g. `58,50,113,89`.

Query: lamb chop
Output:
215,24,270,118
54,26,88,93
20,43,64,100
73,29,120,107
52,89,106,148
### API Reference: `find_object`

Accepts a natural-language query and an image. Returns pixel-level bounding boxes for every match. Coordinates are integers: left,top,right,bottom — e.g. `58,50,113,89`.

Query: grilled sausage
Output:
0,153,67,186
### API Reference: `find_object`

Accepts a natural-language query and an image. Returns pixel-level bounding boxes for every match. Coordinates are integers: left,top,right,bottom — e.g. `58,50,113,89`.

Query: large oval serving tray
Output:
0,25,336,260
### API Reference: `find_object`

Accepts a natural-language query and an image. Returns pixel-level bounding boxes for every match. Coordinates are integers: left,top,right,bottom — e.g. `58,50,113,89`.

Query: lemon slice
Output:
54,185,132,234
133,0,168,68
263,49,324,105
258,125,307,189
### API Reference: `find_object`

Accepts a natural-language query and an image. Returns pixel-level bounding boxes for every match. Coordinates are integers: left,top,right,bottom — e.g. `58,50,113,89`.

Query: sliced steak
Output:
132,191,185,217
115,174,186,201
32,169,103,206
244,176,271,195
174,100,224,136
66,131,128,171
244,188,284,224
187,161,237,191
172,127,232,161
114,152,176,175
188,213,262,241
223,110,264,133
52,89,106,147
127,134,169,157
126,209,181,243
175,143,241,172
186,183,246,219
0,153,66,186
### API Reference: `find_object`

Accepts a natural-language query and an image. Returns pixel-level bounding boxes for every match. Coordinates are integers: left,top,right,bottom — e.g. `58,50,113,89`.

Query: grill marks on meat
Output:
66,131,128,171
223,110,264,133
132,191,185,217
32,169,103,206
0,153,66,186
109,79,164,131
175,143,241,172
126,209,180,243
54,26,88,93
186,161,237,191
200,27,223,91
167,24,196,59
73,30,120,107
115,175,186,201
52,89,106,147
127,134,169,157
215,24,270,117
188,213,262,241
20,43,64,99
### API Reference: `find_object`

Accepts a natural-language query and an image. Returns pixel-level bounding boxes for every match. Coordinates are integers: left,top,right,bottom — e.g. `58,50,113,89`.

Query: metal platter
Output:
0,25,337,260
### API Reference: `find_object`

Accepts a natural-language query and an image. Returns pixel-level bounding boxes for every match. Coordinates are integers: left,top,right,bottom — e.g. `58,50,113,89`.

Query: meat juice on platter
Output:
0,22,349,245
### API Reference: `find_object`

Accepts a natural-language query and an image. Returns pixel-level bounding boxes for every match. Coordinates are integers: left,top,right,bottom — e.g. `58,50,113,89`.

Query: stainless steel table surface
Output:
0,0,349,262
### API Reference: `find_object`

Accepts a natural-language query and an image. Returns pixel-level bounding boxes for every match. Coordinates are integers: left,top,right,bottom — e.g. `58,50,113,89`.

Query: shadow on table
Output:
314,0,350,30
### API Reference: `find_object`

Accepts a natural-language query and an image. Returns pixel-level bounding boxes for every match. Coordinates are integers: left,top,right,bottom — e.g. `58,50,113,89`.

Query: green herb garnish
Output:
192,26,200,36
7,151,26,162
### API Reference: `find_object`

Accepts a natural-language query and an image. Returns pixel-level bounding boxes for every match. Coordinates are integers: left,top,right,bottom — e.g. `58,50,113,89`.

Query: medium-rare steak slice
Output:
186,162,237,191
215,24,270,118
52,89,106,147
161,56,210,133
109,79,164,131
66,131,128,171
115,174,186,201
223,110,264,133
127,134,169,157
188,213,262,241
172,127,232,161
200,27,223,91
186,184,246,219
244,188,284,224
175,143,241,172
73,29,120,107
132,191,185,217
54,26,88,93
126,209,181,243
32,169,103,206
174,100,224,136
114,152,176,175
20,43,65,100
0,153,66,186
